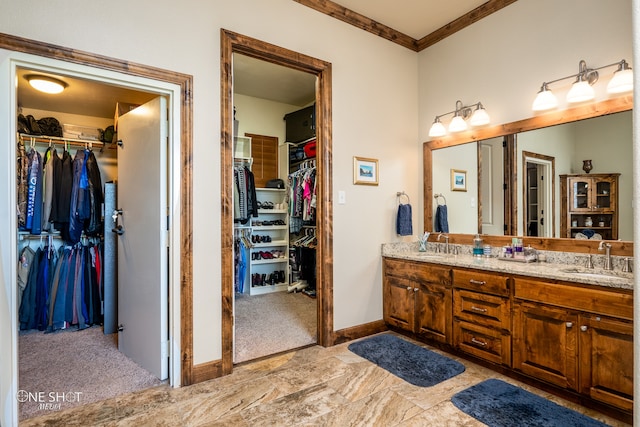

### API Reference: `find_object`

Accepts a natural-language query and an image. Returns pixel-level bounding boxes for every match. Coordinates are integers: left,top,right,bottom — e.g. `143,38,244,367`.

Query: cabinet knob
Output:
565,322,573,328
414,288,419,292
406,286,412,291
580,325,588,332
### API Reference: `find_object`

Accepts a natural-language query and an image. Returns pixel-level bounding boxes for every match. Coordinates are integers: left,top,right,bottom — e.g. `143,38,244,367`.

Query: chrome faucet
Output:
437,233,450,254
598,241,613,270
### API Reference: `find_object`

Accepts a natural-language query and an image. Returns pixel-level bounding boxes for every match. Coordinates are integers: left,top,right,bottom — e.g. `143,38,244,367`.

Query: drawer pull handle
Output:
469,279,486,285
471,337,487,347
471,306,488,313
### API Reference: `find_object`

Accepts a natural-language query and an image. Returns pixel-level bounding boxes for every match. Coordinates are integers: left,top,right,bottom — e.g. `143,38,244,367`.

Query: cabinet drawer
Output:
453,269,509,296
514,278,633,320
454,289,510,330
384,258,451,285
454,319,511,366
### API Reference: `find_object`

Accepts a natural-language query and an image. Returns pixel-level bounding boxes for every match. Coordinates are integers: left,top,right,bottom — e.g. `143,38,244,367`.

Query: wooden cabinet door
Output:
415,282,452,345
513,302,578,390
579,315,633,411
568,177,592,211
247,133,278,188
383,276,416,332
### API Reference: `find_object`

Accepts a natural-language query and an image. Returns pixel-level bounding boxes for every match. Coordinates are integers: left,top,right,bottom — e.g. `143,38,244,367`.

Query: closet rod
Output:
18,133,113,149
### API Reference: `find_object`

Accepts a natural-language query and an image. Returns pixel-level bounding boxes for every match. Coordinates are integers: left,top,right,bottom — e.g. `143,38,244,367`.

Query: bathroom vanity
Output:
382,243,633,419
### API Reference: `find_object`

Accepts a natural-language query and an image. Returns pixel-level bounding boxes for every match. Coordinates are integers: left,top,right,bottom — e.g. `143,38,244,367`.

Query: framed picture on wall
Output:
451,169,467,192
353,156,379,185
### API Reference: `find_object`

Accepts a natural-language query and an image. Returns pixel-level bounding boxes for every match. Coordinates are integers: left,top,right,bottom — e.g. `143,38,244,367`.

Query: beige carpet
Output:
234,291,317,363
18,326,163,421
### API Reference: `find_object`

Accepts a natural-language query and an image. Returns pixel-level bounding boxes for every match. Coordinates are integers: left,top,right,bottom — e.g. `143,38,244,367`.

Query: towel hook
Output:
396,191,410,204
434,193,447,205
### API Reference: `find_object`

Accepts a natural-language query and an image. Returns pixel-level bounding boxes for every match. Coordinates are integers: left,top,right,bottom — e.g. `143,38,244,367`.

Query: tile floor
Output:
20,332,630,426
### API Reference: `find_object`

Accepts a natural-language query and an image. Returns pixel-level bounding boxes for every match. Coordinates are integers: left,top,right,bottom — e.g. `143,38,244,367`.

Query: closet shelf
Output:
257,209,287,214
254,187,286,193
252,258,288,265
252,225,287,230
18,133,112,149
254,240,288,247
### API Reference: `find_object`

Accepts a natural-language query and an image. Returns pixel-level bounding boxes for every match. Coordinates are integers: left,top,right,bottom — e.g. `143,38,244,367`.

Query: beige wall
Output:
419,0,633,236
0,0,419,368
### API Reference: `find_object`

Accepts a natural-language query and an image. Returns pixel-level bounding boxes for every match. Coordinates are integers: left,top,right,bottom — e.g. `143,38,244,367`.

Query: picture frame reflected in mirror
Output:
451,169,467,192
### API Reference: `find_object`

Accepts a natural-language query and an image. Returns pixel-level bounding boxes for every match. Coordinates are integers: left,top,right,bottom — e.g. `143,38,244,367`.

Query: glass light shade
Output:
469,107,490,126
27,76,66,94
566,80,595,103
606,68,633,94
532,88,558,111
448,115,468,133
428,120,446,137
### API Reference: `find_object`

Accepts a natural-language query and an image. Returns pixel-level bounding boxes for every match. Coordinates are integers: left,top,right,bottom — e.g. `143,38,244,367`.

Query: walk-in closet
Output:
232,53,318,363
15,66,169,421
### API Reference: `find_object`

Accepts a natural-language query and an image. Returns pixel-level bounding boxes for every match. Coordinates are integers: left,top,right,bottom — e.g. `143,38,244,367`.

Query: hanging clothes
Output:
41,147,55,231
19,247,42,330
25,148,43,235
17,139,29,229
85,150,104,236
288,162,316,234
52,149,73,242
18,239,104,333
233,165,258,224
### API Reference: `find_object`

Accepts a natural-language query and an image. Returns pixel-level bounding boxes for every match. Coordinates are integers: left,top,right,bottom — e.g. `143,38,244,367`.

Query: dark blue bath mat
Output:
347,334,465,387
452,379,608,427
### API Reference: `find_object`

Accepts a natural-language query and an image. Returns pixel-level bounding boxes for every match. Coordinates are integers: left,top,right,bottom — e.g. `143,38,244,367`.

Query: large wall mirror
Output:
424,96,633,255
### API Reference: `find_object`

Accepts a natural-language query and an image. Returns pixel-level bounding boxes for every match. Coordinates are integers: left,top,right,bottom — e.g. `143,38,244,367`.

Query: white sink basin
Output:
414,253,443,259
559,268,630,282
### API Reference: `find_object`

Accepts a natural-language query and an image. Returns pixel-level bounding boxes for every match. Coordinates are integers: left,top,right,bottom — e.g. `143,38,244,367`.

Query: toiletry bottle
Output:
473,234,483,257
514,238,524,258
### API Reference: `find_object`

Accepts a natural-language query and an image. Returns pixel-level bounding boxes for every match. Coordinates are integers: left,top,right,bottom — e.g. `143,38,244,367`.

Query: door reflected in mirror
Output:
430,110,633,241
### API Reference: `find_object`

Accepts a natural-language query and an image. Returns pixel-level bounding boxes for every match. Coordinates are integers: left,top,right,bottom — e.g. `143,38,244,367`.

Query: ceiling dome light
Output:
448,114,468,133
428,118,446,137
566,78,595,104
607,60,634,94
26,75,67,94
469,104,490,126
532,83,558,111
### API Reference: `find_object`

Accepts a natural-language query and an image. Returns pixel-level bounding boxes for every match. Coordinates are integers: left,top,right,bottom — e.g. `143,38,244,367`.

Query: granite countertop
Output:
382,242,633,291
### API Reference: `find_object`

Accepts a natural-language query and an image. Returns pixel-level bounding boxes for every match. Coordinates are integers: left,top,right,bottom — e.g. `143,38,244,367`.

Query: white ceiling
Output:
17,2,488,116
233,54,317,107
17,68,157,119
332,0,488,39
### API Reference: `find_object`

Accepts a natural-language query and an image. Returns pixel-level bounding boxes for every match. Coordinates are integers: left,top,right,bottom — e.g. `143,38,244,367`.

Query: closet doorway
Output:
3,52,184,422
221,29,334,374
232,56,318,363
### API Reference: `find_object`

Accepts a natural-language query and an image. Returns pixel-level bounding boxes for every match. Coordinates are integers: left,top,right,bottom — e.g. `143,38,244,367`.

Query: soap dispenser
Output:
473,234,483,257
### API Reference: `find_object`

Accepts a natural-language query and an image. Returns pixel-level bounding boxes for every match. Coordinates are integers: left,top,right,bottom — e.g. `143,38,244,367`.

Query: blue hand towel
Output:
396,204,413,236
435,205,449,233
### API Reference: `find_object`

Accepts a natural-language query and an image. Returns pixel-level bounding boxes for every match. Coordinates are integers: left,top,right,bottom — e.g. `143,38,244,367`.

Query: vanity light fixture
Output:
428,100,490,137
26,74,67,94
532,59,633,111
